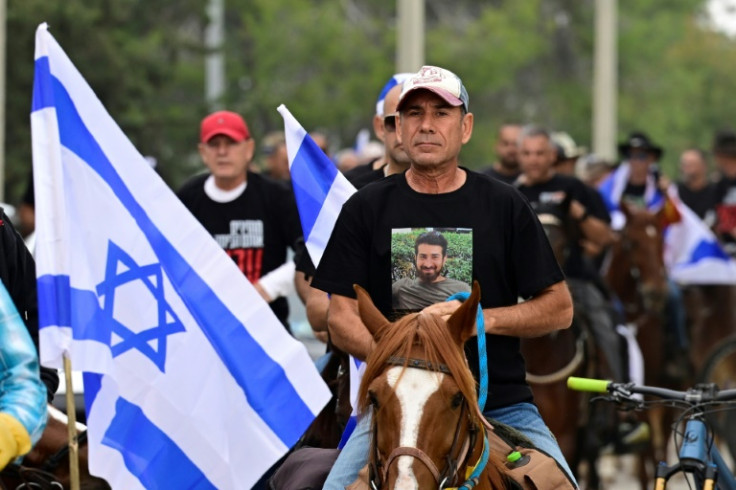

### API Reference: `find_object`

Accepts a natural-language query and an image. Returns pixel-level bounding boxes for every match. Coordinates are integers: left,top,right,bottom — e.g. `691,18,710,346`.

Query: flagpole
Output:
63,354,81,490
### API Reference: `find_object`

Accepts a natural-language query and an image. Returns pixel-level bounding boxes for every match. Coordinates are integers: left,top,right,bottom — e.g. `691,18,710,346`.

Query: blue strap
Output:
446,292,488,410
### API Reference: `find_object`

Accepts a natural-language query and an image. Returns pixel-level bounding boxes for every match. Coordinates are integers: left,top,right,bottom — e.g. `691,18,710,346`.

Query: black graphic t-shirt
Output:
517,174,610,281
312,169,564,410
177,172,303,327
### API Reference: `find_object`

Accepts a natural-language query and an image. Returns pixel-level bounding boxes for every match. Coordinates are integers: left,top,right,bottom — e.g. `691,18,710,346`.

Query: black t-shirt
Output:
342,158,381,186
479,166,520,186
177,172,303,328
348,166,386,189
312,169,565,410
677,182,717,221
516,174,609,281
621,182,647,209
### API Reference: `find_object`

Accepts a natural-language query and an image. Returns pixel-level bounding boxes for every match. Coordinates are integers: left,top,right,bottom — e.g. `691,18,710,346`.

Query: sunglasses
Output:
383,113,398,132
628,151,652,161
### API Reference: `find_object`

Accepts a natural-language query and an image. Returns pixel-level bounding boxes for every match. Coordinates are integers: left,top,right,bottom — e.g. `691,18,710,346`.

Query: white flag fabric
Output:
277,105,365,446
598,163,736,285
665,189,736,284
31,23,330,489
597,162,664,230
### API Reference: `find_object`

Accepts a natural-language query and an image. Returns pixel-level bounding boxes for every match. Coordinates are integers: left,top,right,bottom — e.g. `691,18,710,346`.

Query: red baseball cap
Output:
200,111,251,143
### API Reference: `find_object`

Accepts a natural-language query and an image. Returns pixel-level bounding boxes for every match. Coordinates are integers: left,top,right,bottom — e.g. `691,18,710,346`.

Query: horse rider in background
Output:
515,126,650,451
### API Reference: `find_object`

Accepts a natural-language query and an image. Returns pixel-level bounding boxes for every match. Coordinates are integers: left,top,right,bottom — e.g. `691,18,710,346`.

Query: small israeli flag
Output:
277,105,366,446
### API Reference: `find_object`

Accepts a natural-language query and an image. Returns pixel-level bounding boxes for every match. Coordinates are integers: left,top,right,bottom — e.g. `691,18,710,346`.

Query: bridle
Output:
368,357,484,490
612,223,665,317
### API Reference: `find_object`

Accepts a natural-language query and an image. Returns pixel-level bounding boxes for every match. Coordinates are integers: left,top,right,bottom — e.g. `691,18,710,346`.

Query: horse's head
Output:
608,202,668,316
538,212,571,268
355,282,507,489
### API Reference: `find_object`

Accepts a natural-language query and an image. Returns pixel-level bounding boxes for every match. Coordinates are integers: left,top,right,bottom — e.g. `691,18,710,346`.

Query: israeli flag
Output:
277,105,356,268
598,163,736,284
31,23,330,489
277,105,365,445
598,162,664,230
665,189,736,285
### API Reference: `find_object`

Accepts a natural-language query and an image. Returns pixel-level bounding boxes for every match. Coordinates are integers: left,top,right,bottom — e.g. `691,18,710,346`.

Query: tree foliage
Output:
6,0,736,204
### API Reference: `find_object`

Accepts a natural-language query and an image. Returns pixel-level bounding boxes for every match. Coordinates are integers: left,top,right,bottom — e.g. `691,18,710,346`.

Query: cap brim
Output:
201,128,247,143
398,87,464,111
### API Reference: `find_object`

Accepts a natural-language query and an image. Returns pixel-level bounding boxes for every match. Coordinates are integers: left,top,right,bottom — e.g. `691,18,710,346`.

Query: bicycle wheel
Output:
698,337,736,471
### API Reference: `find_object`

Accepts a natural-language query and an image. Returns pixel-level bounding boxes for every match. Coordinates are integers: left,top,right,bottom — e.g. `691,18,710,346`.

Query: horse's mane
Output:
357,311,478,414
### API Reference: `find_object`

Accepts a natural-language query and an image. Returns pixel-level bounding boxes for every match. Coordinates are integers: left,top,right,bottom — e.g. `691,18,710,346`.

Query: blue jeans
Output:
322,402,577,489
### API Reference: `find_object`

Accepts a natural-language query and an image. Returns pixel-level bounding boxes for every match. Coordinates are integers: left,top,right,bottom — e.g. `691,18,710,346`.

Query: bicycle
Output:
567,376,736,490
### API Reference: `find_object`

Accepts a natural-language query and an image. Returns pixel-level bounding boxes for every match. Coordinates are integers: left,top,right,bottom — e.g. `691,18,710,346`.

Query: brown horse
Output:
604,203,673,484
0,405,110,490
355,281,514,489
524,212,614,488
683,283,736,463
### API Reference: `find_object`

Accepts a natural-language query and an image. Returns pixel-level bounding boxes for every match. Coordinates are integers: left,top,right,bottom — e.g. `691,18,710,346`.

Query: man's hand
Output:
422,299,462,320
0,413,31,470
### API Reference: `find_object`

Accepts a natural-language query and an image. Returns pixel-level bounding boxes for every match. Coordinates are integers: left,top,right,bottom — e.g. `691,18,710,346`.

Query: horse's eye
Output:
368,390,380,409
451,392,464,409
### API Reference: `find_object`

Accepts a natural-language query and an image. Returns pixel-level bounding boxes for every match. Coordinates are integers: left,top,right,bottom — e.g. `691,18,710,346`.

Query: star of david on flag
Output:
99,242,185,371
31,23,330,489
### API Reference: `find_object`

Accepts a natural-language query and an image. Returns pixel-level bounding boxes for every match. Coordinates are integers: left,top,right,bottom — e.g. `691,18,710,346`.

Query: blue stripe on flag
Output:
33,56,314,446
102,397,216,489
289,136,338,239
690,239,730,264
37,275,111,344
32,57,54,112
338,416,357,449
83,372,102,416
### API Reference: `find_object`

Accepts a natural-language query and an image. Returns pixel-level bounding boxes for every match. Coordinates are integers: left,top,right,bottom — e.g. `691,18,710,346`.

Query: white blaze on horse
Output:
355,281,514,490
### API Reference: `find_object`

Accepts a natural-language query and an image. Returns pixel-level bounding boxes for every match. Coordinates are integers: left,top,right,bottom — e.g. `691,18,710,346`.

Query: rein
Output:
369,293,490,489
41,430,88,473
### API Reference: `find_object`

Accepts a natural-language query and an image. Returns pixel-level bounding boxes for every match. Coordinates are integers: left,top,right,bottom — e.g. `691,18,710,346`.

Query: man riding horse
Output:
311,65,577,488
514,126,650,454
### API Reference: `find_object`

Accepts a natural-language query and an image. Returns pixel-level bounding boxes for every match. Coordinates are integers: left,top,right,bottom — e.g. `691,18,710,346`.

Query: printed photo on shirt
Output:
391,227,473,313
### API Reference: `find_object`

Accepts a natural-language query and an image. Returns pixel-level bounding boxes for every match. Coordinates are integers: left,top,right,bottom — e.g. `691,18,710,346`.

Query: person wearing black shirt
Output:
178,111,303,332
478,123,522,184
314,66,576,488
617,132,690,381
342,73,413,186
515,127,625,378
676,148,717,225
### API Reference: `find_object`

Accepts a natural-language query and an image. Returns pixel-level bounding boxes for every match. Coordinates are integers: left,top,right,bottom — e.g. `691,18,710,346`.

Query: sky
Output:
707,0,736,36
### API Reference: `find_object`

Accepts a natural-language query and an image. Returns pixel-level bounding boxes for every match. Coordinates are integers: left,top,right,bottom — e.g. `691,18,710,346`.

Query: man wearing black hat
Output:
615,131,690,381
617,131,665,209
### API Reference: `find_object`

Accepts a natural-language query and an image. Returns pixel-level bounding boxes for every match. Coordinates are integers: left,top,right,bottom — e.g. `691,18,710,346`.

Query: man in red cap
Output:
177,110,303,332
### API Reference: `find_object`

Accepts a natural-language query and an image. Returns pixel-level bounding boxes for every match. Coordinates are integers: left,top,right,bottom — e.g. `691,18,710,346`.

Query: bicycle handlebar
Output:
567,377,736,404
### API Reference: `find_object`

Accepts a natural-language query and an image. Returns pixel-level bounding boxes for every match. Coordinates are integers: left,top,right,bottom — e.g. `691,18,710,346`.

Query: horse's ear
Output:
447,281,481,346
354,284,390,339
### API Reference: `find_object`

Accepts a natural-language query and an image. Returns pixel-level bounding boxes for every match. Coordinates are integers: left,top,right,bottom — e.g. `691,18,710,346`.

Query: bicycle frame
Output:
567,377,736,490
652,417,736,490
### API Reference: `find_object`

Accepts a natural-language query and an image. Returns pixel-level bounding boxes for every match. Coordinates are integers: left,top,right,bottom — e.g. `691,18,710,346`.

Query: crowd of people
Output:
5,61,736,487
